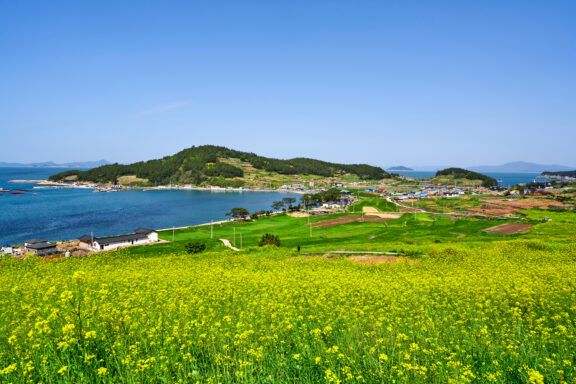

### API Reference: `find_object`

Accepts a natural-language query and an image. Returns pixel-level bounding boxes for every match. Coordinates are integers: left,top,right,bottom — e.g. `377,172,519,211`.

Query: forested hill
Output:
48,145,389,186
541,170,576,178
435,168,498,187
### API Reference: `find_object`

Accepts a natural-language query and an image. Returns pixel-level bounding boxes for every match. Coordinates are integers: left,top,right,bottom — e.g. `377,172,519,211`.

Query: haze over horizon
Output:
1,1,574,166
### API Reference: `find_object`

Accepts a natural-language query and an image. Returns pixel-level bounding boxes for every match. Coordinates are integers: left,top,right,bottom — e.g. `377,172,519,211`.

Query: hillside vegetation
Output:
48,145,389,186
434,168,497,187
541,170,576,178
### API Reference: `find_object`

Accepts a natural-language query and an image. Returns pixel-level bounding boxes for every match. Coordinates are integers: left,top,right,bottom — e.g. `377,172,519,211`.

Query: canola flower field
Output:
1,240,575,383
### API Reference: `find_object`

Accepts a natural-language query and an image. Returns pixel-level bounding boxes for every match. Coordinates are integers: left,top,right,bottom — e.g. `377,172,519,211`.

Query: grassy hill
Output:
432,167,497,187
48,145,390,187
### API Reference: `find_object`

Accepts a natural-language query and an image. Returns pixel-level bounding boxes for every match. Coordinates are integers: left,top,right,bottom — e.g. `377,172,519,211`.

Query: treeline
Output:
435,168,497,187
48,145,389,185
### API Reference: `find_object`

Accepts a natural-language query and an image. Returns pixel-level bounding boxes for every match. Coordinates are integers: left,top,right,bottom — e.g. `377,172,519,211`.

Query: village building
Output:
24,239,59,256
78,228,159,251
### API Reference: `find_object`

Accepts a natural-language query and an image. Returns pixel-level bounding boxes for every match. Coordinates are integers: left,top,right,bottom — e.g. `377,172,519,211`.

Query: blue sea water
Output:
0,168,298,246
393,171,547,186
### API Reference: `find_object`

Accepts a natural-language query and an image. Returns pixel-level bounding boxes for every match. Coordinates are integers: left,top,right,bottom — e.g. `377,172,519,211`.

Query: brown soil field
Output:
312,215,392,228
482,222,533,235
470,199,563,216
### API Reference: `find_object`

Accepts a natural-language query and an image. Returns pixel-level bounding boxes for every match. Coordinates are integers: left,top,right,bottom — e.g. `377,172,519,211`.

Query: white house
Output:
78,228,159,252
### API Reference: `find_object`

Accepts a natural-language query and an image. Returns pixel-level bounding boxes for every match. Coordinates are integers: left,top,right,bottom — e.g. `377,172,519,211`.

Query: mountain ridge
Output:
0,160,111,169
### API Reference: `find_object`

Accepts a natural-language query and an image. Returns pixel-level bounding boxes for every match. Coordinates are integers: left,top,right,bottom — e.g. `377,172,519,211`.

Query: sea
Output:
392,171,546,187
0,168,298,246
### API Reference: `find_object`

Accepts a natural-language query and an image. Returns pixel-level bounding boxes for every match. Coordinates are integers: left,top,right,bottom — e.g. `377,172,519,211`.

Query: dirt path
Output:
220,239,239,251
348,255,418,264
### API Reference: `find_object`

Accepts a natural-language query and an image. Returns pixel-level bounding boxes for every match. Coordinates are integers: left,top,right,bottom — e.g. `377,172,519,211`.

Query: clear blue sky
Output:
1,0,574,167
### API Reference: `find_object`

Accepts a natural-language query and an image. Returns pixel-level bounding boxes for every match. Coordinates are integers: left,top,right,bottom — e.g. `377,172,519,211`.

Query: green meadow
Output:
122,202,576,258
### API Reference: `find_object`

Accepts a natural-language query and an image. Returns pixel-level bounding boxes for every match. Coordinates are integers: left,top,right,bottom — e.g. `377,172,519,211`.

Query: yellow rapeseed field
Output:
0,240,575,383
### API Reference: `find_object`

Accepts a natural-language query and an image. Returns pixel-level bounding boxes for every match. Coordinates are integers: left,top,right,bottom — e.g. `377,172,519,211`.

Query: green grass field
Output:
110,205,575,259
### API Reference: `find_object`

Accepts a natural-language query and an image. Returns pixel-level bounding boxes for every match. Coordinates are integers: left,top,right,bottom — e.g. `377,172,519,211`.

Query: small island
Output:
386,166,413,171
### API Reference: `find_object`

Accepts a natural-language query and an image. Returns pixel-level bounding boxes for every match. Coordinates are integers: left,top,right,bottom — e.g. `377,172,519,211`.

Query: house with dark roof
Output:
25,240,59,256
24,238,47,246
78,228,158,251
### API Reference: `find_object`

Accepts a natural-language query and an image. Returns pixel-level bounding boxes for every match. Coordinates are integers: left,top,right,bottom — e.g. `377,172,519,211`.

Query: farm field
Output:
1,241,575,383
132,203,575,257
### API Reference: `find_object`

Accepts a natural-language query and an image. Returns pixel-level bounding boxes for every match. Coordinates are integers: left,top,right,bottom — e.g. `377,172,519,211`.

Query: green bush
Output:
185,241,206,254
258,233,281,247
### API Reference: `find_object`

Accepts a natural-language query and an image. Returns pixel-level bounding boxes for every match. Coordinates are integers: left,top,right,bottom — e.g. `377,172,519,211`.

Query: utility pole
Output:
308,213,312,238
240,233,242,249
210,220,213,239
91,231,94,254
172,226,175,242
233,227,236,247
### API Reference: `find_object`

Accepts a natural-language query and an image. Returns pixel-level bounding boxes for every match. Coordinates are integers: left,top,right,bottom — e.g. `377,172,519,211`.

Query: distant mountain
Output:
386,166,413,171
0,160,111,169
469,161,574,173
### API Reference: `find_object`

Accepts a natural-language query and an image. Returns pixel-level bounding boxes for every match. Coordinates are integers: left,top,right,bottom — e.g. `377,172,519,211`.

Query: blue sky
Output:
1,0,574,167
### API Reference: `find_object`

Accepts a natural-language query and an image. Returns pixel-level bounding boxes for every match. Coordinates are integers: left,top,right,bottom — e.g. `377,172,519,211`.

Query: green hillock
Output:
435,167,497,187
48,145,389,186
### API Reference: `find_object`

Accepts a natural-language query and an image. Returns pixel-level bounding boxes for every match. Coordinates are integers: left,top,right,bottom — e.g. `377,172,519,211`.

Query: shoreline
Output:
8,179,308,194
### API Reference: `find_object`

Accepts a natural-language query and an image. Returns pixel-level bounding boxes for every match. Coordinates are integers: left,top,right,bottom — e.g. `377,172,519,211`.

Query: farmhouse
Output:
78,228,159,251
24,239,59,256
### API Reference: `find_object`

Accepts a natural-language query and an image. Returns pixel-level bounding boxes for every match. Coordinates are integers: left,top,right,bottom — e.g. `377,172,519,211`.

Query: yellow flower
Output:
57,366,68,375
1,363,18,375
97,367,108,375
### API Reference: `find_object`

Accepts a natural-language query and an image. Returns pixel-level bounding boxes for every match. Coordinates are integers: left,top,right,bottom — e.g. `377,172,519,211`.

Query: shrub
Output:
185,241,206,254
258,233,280,247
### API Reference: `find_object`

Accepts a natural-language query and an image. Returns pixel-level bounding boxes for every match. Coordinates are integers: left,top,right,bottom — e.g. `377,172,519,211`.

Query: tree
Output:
185,241,206,254
282,197,296,210
258,233,281,247
272,201,284,211
226,207,249,220
301,194,312,208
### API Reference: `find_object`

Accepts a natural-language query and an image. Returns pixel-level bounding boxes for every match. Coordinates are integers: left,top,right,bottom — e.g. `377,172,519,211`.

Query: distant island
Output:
541,170,576,178
0,160,111,169
386,166,413,171
48,145,391,188
469,161,574,173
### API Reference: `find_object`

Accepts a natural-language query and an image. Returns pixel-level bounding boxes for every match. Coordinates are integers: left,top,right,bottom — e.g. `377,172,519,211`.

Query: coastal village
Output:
2,174,574,258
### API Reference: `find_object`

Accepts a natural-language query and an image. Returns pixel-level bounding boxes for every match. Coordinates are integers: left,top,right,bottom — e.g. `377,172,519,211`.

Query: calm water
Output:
393,171,547,186
0,168,297,245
